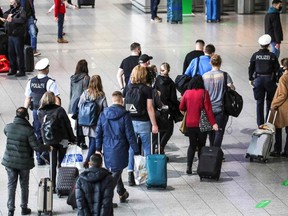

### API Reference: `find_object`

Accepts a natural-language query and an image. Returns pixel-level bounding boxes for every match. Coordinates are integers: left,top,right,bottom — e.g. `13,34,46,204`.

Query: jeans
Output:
253,76,277,126
111,170,126,196
33,109,47,163
5,167,30,211
51,144,67,188
86,137,96,162
27,16,37,51
186,127,207,168
151,0,160,19
128,121,151,171
270,42,280,59
209,112,228,148
8,36,25,73
57,13,65,39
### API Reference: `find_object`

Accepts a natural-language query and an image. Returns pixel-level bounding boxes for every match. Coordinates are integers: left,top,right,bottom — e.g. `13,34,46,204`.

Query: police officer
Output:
24,58,61,165
248,34,280,126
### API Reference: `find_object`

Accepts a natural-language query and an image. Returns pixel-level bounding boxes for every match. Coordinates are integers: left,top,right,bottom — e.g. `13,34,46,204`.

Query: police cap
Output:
258,34,271,46
35,58,50,71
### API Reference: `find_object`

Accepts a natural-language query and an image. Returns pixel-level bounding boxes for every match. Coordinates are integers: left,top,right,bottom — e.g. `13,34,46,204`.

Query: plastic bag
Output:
61,144,83,170
134,155,147,185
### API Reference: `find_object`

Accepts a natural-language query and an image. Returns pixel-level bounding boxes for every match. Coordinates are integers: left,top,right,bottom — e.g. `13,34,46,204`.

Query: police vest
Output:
30,76,52,109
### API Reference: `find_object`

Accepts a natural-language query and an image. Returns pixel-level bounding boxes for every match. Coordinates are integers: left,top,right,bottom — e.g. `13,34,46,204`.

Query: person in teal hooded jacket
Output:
265,0,283,58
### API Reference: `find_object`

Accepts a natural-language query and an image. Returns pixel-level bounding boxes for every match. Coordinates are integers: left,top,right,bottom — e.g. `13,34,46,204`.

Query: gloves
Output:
249,80,254,88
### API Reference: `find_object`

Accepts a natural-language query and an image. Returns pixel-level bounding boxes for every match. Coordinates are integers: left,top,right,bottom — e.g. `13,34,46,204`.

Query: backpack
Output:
125,84,147,117
78,93,102,127
41,107,62,145
223,72,243,117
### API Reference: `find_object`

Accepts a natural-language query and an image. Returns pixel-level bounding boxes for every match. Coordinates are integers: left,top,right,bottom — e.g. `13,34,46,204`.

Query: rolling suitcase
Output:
37,152,53,215
246,111,277,163
78,0,95,8
24,45,34,72
197,146,223,181
146,133,167,189
206,0,221,22
167,0,183,24
56,167,79,198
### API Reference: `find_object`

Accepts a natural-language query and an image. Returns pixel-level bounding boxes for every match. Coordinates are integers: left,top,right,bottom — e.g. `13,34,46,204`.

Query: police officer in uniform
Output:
249,34,280,126
24,58,61,165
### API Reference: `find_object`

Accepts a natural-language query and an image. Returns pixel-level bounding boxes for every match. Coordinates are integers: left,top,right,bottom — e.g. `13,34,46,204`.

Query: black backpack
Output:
41,107,62,145
125,84,147,117
223,72,243,117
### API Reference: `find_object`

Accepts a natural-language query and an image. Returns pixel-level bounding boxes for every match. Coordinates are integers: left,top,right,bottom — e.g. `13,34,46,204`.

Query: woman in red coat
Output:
179,75,218,174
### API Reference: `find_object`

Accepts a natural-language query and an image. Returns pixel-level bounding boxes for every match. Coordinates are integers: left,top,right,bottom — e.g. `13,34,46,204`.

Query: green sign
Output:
255,200,271,208
282,179,288,186
182,0,192,15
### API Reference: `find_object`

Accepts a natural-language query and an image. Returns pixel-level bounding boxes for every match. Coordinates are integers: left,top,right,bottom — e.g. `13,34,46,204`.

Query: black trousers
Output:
50,144,67,188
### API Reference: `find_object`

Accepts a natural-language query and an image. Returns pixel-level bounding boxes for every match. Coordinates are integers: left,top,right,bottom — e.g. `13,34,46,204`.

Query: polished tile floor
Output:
0,0,288,215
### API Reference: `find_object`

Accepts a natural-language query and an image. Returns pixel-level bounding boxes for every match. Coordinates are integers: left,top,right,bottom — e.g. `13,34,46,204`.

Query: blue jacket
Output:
184,55,212,77
95,104,139,172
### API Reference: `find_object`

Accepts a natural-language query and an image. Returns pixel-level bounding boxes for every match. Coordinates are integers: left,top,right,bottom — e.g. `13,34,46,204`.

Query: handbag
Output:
179,112,187,134
199,91,213,132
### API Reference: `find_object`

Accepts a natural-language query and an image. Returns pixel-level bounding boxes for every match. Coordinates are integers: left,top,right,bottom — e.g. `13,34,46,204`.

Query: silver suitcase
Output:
246,111,277,163
37,152,53,215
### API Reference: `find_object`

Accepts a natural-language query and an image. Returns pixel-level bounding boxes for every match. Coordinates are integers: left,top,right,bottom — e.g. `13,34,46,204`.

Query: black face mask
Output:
138,51,142,57
278,6,282,11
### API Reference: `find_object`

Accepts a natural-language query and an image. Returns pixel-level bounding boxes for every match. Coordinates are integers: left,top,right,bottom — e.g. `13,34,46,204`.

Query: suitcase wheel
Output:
57,193,62,198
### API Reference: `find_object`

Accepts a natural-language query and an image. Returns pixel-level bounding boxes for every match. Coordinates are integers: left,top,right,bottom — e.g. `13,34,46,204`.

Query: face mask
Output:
278,6,282,11
138,51,142,57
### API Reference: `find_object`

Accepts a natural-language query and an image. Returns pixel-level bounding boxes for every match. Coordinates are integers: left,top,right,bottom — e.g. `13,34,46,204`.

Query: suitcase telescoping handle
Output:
150,133,160,154
267,110,277,125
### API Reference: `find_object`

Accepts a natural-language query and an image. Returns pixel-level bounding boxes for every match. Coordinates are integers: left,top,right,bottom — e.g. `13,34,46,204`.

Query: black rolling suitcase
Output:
24,45,34,72
197,146,223,181
37,152,53,215
78,0,95,8
56,167,79,198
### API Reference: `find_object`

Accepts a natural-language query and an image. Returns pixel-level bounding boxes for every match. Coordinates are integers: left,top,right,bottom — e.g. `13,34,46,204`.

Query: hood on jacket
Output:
267,6,280,13
70,73,87,84
157,75,172,85
103,105,127,120
79,167,111,183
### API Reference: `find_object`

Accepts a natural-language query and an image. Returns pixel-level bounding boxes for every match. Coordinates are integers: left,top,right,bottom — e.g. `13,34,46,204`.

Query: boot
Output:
57,38,68,43
128,172,135,186
186,166,192,175
21,207,31,215
119,191,129,203
8,210,14,216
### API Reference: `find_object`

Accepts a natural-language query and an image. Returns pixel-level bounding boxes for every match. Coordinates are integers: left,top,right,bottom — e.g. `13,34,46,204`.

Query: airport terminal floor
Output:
1,0,288,215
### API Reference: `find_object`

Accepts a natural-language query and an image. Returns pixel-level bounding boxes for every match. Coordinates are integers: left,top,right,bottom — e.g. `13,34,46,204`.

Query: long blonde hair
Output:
86,75,105,100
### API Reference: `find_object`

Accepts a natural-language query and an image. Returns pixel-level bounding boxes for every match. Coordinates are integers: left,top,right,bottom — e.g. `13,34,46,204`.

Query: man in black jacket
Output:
76,154,114,216
2,107,52,216
3,0,27,77
265,0,283,58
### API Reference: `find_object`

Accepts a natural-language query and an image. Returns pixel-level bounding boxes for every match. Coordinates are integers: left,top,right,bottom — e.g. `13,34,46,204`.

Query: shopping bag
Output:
134,155,147,185
179,112,187,134
61,144,83,170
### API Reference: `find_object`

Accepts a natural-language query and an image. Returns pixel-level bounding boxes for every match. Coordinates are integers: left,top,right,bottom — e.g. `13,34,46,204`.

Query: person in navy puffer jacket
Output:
95,91,140,205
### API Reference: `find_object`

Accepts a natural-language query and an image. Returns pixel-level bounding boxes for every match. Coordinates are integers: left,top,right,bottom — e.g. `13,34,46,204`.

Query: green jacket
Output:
2,116,50,170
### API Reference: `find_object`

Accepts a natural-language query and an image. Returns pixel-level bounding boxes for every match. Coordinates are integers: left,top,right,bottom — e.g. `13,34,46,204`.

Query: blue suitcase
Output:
146,133,167,189
206,0,221,22
167,0,182,24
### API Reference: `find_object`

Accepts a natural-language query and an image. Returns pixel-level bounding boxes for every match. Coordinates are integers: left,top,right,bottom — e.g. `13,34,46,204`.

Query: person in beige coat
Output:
271,58,288,157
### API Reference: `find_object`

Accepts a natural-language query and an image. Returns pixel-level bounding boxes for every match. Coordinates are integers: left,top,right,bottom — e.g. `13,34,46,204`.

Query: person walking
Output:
265,0,283,58
117,42,141,90
3,0,27,77
76,153,114,216
38,91,76,191
95,91,140,204
202,54,235,150
179,75,218,175
68,59,90,149
24,58,61,165
183,39,205,74
151,0,162,22
54,0,68,43
79,75,108,165
2,107,52,216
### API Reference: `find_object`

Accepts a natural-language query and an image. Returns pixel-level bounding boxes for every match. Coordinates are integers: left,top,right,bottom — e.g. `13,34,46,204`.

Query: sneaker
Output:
186,166,192,175
119,191,129,203
128,172,135,186
33,51,41,57
151,17,162,23
15,72,26,77
21,207,31,215
57,38,68,43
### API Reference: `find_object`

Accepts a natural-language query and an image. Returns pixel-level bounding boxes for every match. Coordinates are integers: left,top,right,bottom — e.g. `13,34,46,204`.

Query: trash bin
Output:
237,0,254,14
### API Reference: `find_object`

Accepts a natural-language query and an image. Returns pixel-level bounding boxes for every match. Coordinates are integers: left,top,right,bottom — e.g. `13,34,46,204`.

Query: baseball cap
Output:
35,58,49,70
139,54,153,63
258,34,271,46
